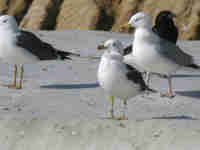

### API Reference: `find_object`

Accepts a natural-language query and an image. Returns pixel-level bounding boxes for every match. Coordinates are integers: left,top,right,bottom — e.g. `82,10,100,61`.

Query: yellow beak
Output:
120,23,134,31
97,44,106,50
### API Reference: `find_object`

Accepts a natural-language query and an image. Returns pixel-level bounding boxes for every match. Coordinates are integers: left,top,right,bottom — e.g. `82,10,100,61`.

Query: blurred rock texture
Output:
1,0,200,40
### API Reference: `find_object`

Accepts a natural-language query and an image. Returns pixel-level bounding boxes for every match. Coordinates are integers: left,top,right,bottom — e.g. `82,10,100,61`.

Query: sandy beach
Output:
0,30,199,149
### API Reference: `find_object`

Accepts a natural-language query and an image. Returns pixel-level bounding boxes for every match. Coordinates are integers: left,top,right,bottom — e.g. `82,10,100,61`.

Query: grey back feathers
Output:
158,39,193,66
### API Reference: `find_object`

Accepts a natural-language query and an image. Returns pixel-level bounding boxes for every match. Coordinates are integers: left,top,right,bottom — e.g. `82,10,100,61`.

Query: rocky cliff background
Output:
0,0,200,40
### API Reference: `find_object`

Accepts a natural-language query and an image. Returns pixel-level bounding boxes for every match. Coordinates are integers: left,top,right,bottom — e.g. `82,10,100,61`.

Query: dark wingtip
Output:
63,56,72,60
59,55,72,60
69,52,80,57
57,50,80,58
187,64,200,69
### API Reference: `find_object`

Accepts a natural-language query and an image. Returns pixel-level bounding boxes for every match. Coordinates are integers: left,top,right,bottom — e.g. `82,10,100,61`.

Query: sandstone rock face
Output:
0,0,32,23
7,0,32,22
20,0,62,29
0,0,8,14
56,0,99,30
1,0,200,40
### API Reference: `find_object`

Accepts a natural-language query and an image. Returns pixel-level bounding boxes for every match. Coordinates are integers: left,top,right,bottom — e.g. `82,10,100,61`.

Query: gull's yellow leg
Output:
109,96,115,119
16,65,24,89
8,64,17,88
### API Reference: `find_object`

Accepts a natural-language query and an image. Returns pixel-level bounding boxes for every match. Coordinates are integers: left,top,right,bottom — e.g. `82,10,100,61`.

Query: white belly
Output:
0,41,39,64
133,42,180,75
98,58,142,100
132,28,181,75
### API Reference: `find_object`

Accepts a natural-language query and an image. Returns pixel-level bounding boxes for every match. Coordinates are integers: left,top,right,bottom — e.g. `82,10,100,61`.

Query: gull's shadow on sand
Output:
172,74,200,78
176,90,200,99
152,115,198,120
40,83,99,89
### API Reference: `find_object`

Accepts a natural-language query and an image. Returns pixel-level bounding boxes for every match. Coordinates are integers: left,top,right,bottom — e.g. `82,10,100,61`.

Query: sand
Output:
0,29,199,149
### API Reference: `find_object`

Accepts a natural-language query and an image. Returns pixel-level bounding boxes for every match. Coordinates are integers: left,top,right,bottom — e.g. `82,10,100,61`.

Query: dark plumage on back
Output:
123,45,132,56
16,30,80,60
152,11,199,69
152,10,178,43
125,64,153,91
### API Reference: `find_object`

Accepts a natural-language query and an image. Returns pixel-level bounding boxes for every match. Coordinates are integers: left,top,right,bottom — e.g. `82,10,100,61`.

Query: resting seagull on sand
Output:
123,12,200,98
97,39,154,120
0,15,80,89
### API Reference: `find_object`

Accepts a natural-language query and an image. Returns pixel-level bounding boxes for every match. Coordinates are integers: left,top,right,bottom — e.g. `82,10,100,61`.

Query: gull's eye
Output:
135,17,141,22
3,19,8,23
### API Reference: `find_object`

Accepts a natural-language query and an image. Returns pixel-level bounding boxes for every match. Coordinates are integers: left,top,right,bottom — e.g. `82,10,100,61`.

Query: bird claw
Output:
117,116,128,120
160,92,175,98
7,84,22,89
16,85,22,89
7,84,17,89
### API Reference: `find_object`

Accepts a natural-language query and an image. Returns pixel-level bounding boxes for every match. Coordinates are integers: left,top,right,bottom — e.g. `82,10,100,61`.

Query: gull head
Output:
155,10,176,26
156,10,176,21
97,39,124,55
0,15,18,31
128,12,152,28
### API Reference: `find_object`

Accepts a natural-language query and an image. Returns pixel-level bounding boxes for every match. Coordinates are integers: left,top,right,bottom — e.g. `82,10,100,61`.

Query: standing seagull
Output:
123,12,199,98
0,15,80,89
123,11,178,84
123,11,178,85
144,10,179,85
97,39,154,120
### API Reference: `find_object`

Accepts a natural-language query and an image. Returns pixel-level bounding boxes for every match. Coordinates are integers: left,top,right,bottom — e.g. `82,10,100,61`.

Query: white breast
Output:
0,31,39,64
98,56,142,100
133,28,180,75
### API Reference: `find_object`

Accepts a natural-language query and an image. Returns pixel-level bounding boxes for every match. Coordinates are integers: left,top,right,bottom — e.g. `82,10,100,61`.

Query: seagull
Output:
97,39,155,120
123,10,178,84
144,10,179,84
0,15,80,89
122,12,200,98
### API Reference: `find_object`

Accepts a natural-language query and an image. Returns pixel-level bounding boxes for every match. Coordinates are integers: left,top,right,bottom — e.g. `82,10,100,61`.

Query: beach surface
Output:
0,30,200,149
